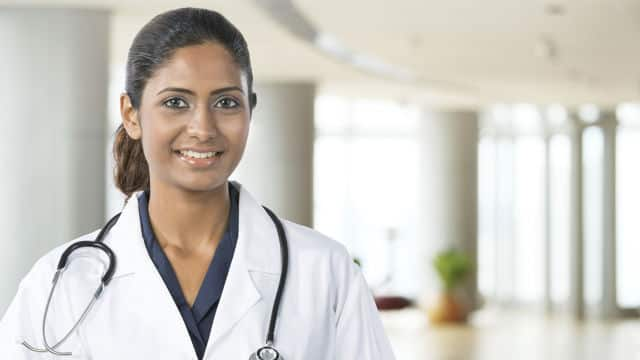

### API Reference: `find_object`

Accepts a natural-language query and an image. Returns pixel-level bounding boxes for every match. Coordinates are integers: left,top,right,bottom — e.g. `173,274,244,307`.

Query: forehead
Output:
145,42,246,92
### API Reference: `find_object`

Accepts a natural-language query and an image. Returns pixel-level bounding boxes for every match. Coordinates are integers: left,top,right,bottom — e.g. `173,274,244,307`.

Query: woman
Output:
0,7,395,360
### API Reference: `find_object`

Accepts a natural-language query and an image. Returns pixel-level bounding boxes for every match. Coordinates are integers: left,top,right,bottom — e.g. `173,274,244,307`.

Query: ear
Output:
120,92,142,140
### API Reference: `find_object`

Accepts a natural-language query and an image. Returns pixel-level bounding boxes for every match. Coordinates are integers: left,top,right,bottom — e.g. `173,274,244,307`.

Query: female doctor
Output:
0,7,395,360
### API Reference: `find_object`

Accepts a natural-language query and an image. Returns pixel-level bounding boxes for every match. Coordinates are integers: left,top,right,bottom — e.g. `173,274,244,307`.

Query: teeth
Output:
179,150,219,159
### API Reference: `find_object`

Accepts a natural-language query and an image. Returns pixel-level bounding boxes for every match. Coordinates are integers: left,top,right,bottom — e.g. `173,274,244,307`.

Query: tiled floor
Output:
381,308,640,360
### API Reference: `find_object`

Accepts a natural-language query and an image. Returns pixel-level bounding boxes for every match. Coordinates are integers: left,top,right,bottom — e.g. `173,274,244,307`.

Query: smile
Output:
178,149,221,159
175,149,223,168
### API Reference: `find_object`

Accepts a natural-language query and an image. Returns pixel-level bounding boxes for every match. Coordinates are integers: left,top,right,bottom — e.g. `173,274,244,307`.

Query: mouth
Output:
174,149,224,168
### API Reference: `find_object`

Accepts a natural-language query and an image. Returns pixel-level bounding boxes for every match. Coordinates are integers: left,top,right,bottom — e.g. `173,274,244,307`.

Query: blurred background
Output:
1,0,640,359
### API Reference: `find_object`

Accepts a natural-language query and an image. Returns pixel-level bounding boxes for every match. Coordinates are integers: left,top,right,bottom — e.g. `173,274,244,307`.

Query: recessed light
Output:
545,3,566,16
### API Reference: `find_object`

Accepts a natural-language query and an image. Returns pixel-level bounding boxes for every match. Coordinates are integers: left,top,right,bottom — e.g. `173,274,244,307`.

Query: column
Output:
419,109,479,308
568,112,585,319
600,109,618,318
0,8,110,313
233,82,315,227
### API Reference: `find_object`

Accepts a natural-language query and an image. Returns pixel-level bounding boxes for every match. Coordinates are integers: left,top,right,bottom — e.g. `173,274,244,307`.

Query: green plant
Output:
433,249,471,292
353,257,362,267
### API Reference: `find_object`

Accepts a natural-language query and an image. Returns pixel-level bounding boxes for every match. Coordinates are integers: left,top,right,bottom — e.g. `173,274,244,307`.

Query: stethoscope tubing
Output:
22,206,288,358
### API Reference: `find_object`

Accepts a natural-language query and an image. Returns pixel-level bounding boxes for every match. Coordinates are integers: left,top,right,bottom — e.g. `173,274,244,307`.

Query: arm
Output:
334,262,396,360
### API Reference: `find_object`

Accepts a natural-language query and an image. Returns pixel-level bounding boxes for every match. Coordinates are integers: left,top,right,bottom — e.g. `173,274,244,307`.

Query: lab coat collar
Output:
103,181,283,347
104,181,283,278
208,181,284,347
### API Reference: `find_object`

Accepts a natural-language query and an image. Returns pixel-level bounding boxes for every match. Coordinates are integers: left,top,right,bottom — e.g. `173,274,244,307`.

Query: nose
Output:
186,106,218,142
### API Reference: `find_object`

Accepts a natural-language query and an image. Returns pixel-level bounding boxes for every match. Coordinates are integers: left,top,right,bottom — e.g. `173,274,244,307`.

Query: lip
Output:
174,149,223,169
176,147,224,153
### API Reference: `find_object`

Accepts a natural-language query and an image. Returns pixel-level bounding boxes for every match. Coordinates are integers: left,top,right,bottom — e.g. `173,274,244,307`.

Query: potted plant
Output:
428,248,472,323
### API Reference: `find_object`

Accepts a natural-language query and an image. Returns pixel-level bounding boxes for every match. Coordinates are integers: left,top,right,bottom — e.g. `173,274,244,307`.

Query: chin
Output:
173,176,229,194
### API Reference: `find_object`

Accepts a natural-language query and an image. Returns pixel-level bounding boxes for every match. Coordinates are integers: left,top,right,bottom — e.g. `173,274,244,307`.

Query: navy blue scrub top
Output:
138,184,239,360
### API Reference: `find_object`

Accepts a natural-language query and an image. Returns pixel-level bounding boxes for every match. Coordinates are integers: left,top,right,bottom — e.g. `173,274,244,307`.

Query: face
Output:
121,42,251,194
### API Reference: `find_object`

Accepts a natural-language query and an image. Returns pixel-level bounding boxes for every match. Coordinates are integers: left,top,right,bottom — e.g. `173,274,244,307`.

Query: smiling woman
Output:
119,42,252,195
0,7,395,360
114,9,256,198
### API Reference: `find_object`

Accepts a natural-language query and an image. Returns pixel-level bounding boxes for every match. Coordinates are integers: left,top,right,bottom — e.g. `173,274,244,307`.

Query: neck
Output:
147,181,231,253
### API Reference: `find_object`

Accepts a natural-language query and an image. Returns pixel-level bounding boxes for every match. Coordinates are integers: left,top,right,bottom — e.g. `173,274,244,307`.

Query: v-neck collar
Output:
137,183,240,356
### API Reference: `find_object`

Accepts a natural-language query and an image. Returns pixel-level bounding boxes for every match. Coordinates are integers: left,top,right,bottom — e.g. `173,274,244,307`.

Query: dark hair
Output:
113,7,256,198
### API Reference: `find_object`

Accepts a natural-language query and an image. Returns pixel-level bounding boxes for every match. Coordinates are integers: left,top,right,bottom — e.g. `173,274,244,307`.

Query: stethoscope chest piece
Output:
249,345,281,360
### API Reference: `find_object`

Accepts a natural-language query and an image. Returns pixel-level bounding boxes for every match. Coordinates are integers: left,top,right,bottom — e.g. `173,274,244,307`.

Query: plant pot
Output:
427,292,467,324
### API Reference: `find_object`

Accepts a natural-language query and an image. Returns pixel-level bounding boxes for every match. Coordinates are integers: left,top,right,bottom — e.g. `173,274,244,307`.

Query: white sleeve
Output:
334,262,396,360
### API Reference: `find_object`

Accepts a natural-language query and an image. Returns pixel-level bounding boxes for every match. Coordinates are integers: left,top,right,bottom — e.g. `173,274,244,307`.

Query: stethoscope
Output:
21,205,289,360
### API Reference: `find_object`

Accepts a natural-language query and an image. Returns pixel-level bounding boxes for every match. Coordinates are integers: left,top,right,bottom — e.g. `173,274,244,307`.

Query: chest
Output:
165,250,214,306
74,266,338,360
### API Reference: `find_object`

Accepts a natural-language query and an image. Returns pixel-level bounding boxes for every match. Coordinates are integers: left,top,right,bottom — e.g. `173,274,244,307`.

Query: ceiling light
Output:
534,35,557,61
545,3,566,16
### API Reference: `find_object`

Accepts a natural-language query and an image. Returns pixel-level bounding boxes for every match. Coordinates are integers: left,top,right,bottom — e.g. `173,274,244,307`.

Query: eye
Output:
214,97,240,109
163,97,189,109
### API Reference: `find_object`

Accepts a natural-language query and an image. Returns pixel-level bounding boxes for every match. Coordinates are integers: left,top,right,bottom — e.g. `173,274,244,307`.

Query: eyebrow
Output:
156,86,245,96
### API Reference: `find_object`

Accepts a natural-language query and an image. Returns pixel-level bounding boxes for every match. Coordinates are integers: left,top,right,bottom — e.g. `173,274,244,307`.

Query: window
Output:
616,104,640,308
549,135,571,305
478,104,547,305
314,96,420,296
513,136,545,303
478,137,497,297
582,126,604,307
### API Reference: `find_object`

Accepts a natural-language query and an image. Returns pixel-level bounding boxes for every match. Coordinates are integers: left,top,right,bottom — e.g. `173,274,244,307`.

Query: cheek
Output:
222,117,251,151
140,117,181,163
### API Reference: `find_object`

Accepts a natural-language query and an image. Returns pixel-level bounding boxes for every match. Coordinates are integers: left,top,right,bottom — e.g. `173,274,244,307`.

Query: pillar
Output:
0,8,109,313
233,82,315,227
599,110,618,318
543,123,553,314
419,109,479,308
568,112,585,319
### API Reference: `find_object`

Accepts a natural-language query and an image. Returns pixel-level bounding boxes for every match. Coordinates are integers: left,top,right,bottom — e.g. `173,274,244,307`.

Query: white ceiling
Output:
2,0,639,107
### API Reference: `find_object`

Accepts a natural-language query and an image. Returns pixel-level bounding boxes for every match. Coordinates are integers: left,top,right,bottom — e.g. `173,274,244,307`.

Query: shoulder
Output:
282,220,353,263
18,229,101,289
279,220,370,316
280,220,360,287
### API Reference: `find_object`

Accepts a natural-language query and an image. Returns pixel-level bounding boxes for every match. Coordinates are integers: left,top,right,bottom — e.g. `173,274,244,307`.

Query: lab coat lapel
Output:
102,195,146,279
207,183,282,347
100,194,198,357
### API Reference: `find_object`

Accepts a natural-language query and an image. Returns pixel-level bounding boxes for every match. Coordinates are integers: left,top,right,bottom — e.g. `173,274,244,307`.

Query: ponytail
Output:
112,124,149,199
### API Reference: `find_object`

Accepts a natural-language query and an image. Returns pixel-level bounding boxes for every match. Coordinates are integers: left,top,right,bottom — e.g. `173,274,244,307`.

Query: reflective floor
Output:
381,308,640,360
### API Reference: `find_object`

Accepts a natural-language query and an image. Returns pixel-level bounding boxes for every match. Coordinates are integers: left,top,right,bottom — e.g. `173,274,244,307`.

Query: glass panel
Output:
582,126,604,306
513,136,546,303
512,104,544,134
495,138,515,303
348,137,420,295
351,99,419,134
616,103,640,127
314,95,350,133
478,137,497,298
313,136,350,246
616,127,640,307
549,135,571,305
314,96,421,297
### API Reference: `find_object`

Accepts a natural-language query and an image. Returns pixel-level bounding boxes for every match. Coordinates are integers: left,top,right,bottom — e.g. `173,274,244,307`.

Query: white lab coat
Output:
0,183,395,359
